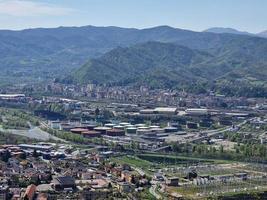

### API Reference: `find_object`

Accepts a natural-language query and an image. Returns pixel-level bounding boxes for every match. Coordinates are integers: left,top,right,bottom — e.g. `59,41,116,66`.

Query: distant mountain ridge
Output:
204,27,267,38
204,27,254,36
258,30,267,38
0,25,258,83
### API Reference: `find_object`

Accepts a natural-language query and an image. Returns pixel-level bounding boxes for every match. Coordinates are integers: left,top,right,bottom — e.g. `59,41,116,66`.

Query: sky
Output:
0,0,266,33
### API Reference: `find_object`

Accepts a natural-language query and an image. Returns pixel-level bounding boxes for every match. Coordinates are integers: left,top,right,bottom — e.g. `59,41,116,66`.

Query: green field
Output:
0,108,40,129
111,155,155,174
137,153,231,166
110,153,233,178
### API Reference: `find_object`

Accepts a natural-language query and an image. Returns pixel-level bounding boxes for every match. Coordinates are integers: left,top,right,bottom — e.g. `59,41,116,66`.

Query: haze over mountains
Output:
0,25,266,97
204,27,267,38
258,31,267,38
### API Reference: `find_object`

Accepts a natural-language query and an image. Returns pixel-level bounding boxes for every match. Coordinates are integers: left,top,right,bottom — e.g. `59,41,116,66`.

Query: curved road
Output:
0,125,65,142
149,184,162,200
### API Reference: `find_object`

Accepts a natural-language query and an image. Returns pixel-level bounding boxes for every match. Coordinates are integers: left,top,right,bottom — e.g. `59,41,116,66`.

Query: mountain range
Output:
0,25,266,97
204,27,267,38
259,31,267,38
0,25,256,80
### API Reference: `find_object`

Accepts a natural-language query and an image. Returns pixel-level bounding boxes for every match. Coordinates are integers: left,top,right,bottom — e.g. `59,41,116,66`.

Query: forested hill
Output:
68,41,267,97
0,25,259,82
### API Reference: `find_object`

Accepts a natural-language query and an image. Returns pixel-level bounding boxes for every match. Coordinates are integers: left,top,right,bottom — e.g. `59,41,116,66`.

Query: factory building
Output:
18,144,53,151
185,108,209,115
186,122,198,129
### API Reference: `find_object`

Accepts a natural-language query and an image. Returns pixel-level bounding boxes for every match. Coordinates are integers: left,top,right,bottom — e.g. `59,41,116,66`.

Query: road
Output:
149,184,162,200
133,165,163,199
185,118,251,143
133,167,146,176
153,118,252,151
0,124,65,142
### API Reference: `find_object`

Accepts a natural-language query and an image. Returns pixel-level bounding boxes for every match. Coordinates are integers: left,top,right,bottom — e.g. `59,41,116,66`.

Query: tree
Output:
95,108,100,116
1,150,11,162
19,152,27,160
219,145,224,154
32,149,38,158
102,109,114,120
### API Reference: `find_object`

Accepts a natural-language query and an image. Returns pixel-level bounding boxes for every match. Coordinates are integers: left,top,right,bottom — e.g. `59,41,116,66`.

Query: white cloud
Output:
0,0,75,17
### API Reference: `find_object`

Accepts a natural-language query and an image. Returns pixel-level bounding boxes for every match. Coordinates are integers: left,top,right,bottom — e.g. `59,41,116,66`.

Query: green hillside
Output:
69,41,267,97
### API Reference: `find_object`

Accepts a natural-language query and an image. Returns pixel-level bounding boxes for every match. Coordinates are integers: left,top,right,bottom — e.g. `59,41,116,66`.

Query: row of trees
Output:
0,131,37,145
42,127,91,144
1,120,30,129
171,142,267,162
0,108,40,129
223,132,257,144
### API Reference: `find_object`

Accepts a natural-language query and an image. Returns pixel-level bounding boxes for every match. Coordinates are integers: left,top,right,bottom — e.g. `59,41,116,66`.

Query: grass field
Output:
139,188,157,200
137,153,232,165
110,155,156,175
110,153,233,178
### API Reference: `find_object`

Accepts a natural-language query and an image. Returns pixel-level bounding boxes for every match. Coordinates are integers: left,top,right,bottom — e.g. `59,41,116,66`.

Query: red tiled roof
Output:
24,184,36,200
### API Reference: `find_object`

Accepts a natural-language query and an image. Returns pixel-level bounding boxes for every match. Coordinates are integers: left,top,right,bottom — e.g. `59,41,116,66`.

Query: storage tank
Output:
87,124,98,130
164,127,178,133
138,126,150,130
135,124,146,128
150,125,160,129
119,122,131,126
105,123,116,128
106,129,125,137
137,129,152,135
126,127,137,134
81,130,101,138
113,125,125,130
125,124,135,128
94,127,112,134
150,128,165,133
70,128,88,134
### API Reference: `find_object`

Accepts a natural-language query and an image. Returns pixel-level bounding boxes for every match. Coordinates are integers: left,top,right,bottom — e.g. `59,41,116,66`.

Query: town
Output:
0,82,266,199
0,0,267,199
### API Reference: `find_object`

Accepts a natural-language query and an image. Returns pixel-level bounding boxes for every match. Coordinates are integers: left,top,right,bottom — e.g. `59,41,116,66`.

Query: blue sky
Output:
0,0,266,33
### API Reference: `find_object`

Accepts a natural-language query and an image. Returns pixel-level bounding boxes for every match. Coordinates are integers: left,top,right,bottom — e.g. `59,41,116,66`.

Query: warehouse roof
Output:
154,107,177,112
54,176,75,186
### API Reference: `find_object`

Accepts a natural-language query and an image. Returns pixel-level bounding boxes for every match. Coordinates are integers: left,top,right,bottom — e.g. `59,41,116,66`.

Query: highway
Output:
185,118,250,143
0,122,65,142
